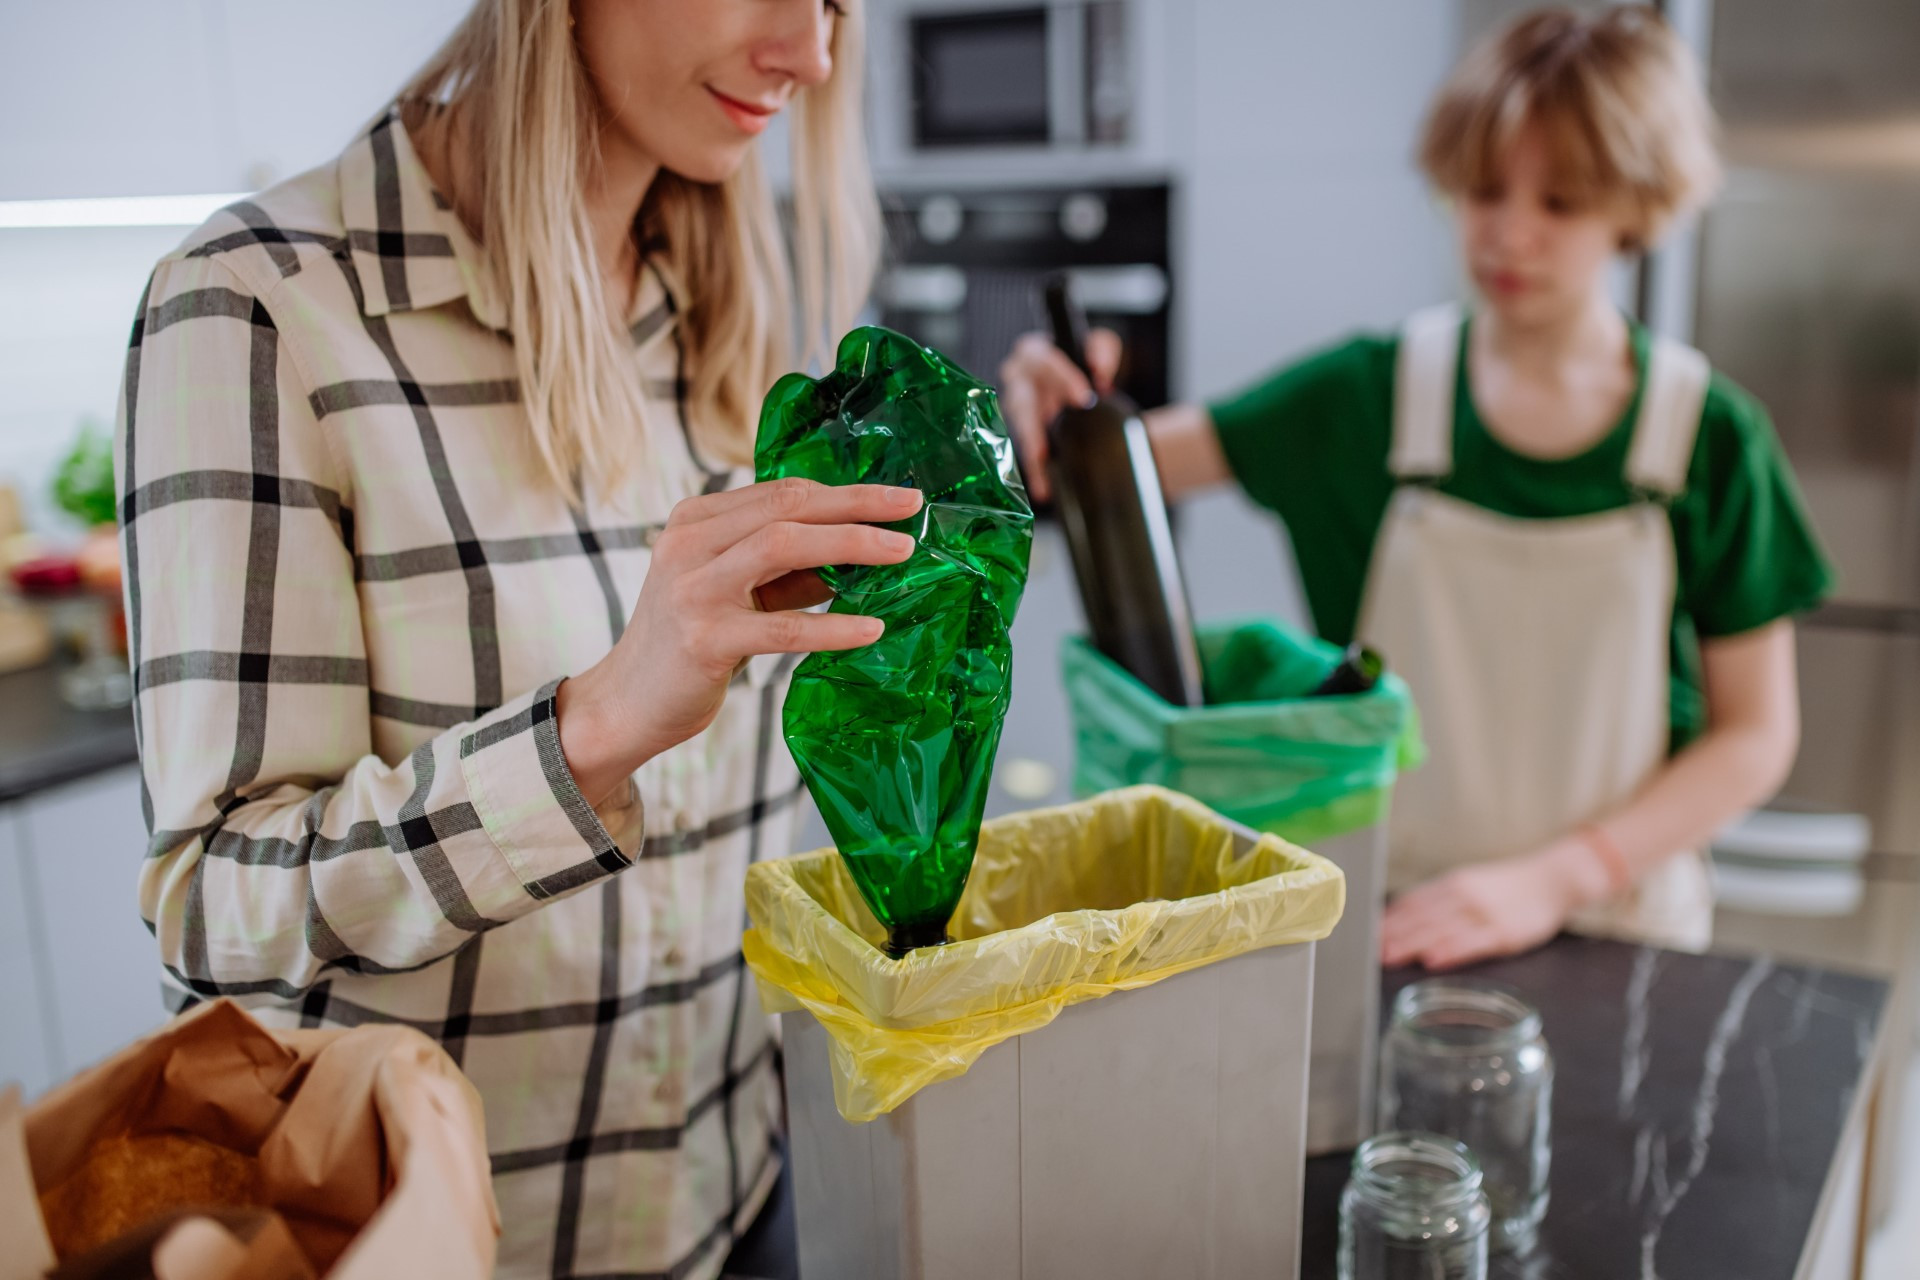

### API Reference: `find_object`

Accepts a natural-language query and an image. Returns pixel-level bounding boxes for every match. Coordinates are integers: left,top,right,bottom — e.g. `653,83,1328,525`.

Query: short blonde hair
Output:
1418,5,1721,250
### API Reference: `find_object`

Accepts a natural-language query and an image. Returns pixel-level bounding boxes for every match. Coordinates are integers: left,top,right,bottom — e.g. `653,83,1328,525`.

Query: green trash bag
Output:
756,326,1034,959
1062,617,1422,844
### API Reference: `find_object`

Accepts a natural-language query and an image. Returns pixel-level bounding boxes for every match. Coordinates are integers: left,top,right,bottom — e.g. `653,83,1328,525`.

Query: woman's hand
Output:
1379,838,1612,971
557,478,923,806
997,327,1121,501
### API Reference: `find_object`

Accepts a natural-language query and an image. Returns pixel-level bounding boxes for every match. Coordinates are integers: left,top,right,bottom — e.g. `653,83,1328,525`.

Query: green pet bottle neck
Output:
884,919,953,959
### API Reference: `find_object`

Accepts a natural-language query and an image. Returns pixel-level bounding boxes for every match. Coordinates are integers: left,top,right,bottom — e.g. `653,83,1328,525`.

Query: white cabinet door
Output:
0,0,472,202
20,766,165,1079
220,0,473,190
0,806,56,1097
0,1,233,199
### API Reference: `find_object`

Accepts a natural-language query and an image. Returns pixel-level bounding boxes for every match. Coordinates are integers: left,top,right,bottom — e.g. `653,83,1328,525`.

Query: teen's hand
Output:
997,327,1122,501
1380,839,1611,970
557,478,923,806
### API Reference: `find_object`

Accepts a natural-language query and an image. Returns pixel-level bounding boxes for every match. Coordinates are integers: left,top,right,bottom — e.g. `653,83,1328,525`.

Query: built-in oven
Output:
861,182,1173,828
874,183,1172,408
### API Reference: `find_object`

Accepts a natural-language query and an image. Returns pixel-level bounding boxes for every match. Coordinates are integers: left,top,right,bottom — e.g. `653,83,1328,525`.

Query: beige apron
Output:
1358,304,1715,951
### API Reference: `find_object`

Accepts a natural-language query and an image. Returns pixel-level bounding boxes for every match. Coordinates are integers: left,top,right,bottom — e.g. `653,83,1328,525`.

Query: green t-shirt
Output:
1208,315,1835,751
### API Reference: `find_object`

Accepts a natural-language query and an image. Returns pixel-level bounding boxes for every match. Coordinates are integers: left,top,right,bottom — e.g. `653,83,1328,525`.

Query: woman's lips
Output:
708,87,777,136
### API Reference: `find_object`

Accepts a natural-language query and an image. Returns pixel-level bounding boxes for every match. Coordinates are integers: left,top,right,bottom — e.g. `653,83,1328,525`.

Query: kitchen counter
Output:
722,934,1889,1280
0,662,137,803
1304,936,1889,1279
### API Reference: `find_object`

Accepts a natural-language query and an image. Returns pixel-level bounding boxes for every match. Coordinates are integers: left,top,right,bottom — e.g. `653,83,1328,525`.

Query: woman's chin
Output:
661,141,756,187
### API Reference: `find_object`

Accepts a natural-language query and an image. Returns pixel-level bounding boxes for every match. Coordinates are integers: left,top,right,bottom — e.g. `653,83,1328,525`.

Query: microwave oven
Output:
895,1,1132,151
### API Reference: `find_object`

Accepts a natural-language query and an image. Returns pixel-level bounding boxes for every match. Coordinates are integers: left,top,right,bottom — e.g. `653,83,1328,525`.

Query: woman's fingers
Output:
670,478,923,557
752,569,833,613
735,608,885,655
711,520,914,597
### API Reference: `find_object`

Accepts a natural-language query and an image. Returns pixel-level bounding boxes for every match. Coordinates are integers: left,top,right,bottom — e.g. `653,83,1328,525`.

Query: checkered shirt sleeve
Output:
117,251,645,1001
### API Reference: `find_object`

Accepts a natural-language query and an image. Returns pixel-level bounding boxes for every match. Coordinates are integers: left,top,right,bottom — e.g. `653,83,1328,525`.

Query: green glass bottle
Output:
755,327,1034,958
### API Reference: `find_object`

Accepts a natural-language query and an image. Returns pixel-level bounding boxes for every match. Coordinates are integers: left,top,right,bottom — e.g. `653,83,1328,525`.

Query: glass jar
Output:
1339,1131,1491,1280
1377,979,1552,1254
12,557,132,710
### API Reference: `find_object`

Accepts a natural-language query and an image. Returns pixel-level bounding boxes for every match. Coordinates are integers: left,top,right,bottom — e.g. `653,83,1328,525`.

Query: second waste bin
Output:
1063,617,1421,1154
744,785,1343,1280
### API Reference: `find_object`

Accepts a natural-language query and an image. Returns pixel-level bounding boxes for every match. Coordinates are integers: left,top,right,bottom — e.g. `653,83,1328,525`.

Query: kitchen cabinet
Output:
0,806,55,1096
0,764,162,1098
0,0,470,201
20,767,165,1080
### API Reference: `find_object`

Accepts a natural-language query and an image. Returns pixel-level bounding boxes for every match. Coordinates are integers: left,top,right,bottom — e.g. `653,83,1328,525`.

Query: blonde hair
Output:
1418,5,1721,251
403,0,880,503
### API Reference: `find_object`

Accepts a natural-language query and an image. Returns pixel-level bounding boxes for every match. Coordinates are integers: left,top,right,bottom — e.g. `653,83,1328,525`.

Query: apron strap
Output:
1624,337,1711,498
1390,303,1465,480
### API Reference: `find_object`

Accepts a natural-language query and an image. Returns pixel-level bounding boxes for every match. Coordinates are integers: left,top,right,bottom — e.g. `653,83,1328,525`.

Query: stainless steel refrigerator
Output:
1677,0,1920,1230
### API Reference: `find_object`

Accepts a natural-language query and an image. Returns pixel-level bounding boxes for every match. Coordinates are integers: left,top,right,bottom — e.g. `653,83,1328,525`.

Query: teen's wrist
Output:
1537,834,1618,913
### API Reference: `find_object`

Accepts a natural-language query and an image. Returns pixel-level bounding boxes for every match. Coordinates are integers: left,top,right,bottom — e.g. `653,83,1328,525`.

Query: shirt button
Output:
664,946,684,968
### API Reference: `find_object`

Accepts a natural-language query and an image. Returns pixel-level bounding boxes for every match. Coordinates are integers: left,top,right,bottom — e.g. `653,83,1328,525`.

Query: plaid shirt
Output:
115,110,798,1280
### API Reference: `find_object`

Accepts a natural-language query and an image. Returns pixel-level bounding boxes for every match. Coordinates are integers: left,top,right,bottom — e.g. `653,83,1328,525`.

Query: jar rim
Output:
1349,1130,1486,1210
1390,978,1542,1053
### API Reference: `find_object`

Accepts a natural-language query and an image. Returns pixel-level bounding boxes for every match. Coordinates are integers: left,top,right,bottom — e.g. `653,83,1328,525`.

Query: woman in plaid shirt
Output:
115,1,895,1275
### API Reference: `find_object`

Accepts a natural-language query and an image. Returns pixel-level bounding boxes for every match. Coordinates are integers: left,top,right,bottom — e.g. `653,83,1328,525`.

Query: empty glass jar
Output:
1339,1131,1491,1280
1378,979,1552,1253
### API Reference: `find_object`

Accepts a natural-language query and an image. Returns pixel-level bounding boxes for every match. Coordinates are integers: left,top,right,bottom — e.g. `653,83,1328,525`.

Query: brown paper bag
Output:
0,999,498,1279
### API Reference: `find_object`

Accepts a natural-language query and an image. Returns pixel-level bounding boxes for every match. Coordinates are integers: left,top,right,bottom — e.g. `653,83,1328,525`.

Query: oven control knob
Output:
918,194,965,245
1061,193,1108,243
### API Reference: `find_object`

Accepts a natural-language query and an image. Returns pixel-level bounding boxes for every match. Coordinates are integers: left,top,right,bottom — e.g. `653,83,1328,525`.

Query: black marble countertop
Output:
1302,936,1888,1279
0,663,137,804
722,934,1888,1280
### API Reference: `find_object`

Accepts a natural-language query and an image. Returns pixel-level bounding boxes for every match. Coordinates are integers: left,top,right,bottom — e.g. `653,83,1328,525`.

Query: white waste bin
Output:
744,786,1342,1280
1304,821,1389,1155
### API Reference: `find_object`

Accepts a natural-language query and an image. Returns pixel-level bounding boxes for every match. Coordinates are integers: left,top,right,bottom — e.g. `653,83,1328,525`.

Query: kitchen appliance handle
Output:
1045,273,1096,381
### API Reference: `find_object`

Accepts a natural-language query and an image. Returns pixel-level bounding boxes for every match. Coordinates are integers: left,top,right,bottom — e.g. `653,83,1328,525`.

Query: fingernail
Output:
884,532,915,554
890,486,922,505
864,617,886,639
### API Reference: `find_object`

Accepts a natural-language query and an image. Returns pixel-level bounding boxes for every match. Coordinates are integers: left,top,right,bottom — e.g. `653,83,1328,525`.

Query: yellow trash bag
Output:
742,784,1345,1124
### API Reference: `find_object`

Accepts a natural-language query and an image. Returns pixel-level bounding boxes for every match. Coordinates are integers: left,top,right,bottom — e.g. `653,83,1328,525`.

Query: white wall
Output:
1171,0,1462,633
0,0,472,530
0,228,187,534
1178,0,1460,399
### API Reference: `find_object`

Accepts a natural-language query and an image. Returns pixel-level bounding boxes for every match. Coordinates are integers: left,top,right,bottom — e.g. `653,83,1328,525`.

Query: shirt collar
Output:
338,106,684,346
338,106,502,326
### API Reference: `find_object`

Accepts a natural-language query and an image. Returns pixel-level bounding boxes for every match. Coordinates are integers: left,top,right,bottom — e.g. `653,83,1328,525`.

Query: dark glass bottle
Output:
1043,275,1205,708
1311,644,1386,697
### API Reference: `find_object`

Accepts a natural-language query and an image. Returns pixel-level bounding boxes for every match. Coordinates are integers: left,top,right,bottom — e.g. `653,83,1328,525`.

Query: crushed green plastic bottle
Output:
755,327,1034,958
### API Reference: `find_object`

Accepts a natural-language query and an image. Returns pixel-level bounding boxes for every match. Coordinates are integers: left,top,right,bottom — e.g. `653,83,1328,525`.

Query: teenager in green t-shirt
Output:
1000,6,1833,970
